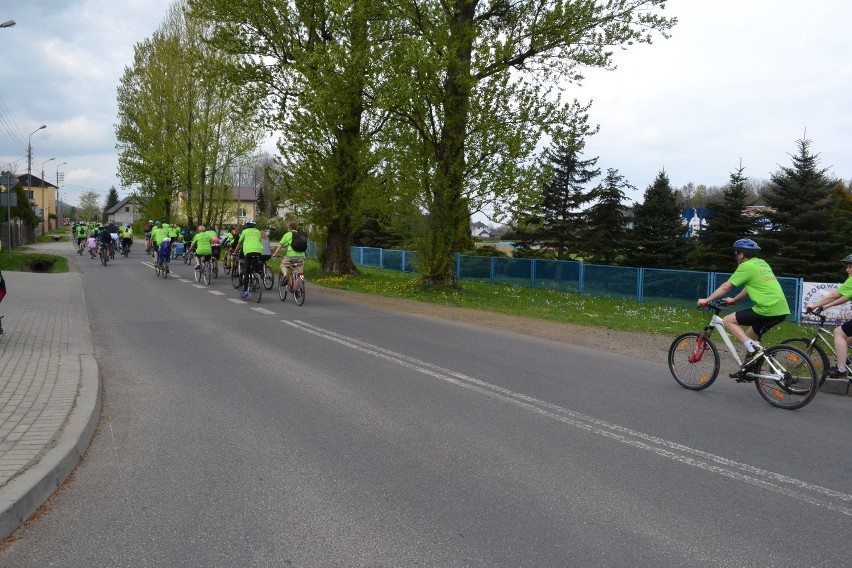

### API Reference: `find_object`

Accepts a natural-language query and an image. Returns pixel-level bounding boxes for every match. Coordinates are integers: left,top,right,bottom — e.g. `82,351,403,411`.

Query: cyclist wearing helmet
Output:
698,238,790,377
235,220,263,298
805,254,852,378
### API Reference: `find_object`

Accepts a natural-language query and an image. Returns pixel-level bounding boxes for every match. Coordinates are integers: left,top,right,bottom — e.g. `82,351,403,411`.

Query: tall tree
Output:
627,170,688,269
380,0,676,285
760,137,840,280
693,163,758,272
103,187,120,222
535,118,600,260
189,0,383,275
116,0,260,228
78,191,102,222
582,168,633,265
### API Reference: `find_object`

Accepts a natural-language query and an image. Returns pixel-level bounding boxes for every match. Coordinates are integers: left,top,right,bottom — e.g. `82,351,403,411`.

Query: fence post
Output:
490,257,496,285
707,272,715,298
401,250,407,272
531,259,536,289
637,268,644,302
379,248,384,270
579,262,585,294
455,253,461,280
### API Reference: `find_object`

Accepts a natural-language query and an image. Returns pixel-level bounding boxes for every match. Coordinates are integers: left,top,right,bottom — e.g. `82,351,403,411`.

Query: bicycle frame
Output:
802,314,852,372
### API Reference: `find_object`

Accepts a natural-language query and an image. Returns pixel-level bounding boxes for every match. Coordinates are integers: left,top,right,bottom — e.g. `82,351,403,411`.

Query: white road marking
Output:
209,291,226,296
252,308,276,315
285,319,852,517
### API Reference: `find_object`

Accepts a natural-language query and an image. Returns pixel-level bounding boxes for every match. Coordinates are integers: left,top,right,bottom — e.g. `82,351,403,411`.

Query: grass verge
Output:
280,259,811,340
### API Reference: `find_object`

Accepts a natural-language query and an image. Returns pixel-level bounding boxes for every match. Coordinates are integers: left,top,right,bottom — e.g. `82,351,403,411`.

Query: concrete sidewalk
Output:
0,241,100,540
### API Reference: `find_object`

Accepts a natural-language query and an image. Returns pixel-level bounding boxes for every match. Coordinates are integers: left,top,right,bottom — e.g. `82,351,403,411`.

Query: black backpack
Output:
290,231,308,253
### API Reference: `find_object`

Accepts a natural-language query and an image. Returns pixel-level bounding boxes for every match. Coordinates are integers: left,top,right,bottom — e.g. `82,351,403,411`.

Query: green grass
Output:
289,260,811,340
0,251,68,273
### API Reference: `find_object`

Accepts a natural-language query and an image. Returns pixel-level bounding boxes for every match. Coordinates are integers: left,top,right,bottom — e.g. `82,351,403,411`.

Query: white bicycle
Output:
668,300,818,409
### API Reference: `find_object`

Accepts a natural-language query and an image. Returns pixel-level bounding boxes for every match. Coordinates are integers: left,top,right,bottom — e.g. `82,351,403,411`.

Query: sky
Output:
0,0,850,212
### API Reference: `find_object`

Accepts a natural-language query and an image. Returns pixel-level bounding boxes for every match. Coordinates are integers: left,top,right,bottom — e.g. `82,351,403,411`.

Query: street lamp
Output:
56,161,66,225
40,157,55,234
26,125,46,233
0,21,15,29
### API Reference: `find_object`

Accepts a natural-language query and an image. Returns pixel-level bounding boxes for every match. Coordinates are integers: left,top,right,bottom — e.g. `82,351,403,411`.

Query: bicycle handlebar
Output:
804,306,827,324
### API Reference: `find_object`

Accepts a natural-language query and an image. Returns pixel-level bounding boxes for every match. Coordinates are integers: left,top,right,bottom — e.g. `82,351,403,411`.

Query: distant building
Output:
221,185,258,226
17,173,57,230
105,196,142,225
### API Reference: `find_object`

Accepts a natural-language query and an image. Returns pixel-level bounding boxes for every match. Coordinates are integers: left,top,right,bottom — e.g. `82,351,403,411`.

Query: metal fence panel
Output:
493,257,533,287
642,269,712,306
583,264,641,300
532,259,581,292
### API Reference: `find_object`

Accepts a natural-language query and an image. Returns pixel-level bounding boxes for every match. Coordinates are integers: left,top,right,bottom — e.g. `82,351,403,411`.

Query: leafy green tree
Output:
627,170,689,269
116,0,260,228
380,0,675,285
692,164,759,272
4,183,39,226
78,191,102,223
582,168,634,265
760,137,840,280
189,0,382,275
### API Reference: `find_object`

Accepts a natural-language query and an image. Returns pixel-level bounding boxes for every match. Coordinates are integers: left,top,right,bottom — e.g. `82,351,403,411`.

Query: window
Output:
125,207,130,212
26,191,34,199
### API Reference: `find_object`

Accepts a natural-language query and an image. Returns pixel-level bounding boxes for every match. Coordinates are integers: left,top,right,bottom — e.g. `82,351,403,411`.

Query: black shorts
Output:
735,309,787,337
840,320,852,336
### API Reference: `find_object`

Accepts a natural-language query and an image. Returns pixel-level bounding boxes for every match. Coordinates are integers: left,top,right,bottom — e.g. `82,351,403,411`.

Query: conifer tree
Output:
760,137,840,280
103,187,120,222
582,168,633,265
627,170,688,269
694,164,758,272
535,128,600,260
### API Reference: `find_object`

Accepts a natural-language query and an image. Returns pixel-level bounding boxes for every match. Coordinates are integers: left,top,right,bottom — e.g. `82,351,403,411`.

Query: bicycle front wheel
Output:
293,277,305,306
781,338,829,387
668,332,719,390
753,345,818,410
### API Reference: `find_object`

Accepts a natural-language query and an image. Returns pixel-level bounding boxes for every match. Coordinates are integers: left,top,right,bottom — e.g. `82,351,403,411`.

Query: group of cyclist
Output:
143,218,306,297
72,221,133,259
698,238,852,380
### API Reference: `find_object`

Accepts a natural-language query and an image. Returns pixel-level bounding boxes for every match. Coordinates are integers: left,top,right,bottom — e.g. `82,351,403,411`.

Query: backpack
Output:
290,231,308,253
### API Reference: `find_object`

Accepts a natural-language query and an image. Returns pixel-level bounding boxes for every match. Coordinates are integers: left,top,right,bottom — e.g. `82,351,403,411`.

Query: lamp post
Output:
56,161,66,226
26,125,46,234
0,20,15,28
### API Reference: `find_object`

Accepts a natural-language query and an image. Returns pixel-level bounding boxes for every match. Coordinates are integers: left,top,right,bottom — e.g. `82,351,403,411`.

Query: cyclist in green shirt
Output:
235,220,264,298
150,222,168,264
271,221,306,285
806,254,852,378
190,225,213,271
698,239,790,376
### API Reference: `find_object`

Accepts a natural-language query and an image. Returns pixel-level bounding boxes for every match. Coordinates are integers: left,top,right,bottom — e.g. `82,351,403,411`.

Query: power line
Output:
0,94,26,154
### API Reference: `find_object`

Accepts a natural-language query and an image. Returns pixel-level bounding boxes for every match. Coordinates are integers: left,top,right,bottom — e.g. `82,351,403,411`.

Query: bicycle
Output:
278,258,305,306
183,246,194,265
231,258,244,289
782,307,852,387
245,271,262,302
122,240,131,258
99,243,110,266
668,300,818,410
195,256,212,285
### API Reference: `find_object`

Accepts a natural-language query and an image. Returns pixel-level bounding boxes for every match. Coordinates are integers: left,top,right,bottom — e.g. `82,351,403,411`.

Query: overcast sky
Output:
0,1,850,210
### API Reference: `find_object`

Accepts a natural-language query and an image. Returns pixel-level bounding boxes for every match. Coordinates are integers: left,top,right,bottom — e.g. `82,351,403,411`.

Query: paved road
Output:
1,241,851,566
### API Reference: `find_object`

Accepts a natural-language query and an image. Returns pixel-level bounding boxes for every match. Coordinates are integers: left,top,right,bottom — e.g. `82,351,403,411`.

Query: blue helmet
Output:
842,254,852,263
733,238,760,250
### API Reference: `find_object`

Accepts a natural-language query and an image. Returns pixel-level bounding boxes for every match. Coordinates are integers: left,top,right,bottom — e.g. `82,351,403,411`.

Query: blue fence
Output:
350,246,804,323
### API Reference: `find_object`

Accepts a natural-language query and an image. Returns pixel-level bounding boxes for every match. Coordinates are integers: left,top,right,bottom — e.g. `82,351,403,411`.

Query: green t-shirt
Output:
151,227,168,245
191,231,213,256
279,231,306,258
836,277,852,299
238,227,264,254
728,257,790,316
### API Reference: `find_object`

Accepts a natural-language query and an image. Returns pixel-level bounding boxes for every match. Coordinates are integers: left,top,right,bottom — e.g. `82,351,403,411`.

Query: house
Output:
106,196,142,225
221,185,257,226
17,173,56,230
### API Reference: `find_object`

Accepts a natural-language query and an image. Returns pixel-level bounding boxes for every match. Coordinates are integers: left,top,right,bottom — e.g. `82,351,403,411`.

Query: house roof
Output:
105,195,140,215
233,185,256,202
16,173,55,189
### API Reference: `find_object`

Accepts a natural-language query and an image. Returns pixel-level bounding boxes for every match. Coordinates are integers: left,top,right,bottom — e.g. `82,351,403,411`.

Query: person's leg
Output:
832,321,852,372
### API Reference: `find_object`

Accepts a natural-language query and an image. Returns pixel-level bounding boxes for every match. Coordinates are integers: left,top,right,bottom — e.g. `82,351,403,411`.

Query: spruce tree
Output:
536,130,600,260
103,187,120,222
627,170,689,269
760,137,840,280
582,168,633,265
694,164,758,272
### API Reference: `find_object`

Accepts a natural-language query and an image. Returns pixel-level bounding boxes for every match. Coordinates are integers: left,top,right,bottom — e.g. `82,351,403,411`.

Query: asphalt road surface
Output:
2,247,851,567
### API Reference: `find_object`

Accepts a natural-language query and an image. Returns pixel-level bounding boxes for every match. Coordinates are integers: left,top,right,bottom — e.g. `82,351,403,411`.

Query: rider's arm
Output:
698,281,734,307
814,292,850,310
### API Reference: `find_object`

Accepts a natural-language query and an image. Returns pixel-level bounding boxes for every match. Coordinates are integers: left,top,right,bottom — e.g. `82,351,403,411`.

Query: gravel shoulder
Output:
313,286,674,365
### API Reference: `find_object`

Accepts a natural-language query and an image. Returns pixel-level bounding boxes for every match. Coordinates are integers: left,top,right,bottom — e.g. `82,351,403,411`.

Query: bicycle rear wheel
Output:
781,338,829,387
753,345,818,410
203,262,211,285
194,263,202,282
250,274,262,303
293,276,305,306
231,269,241,289
668,332,719,390
278,274,288,302
263,264,274,290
